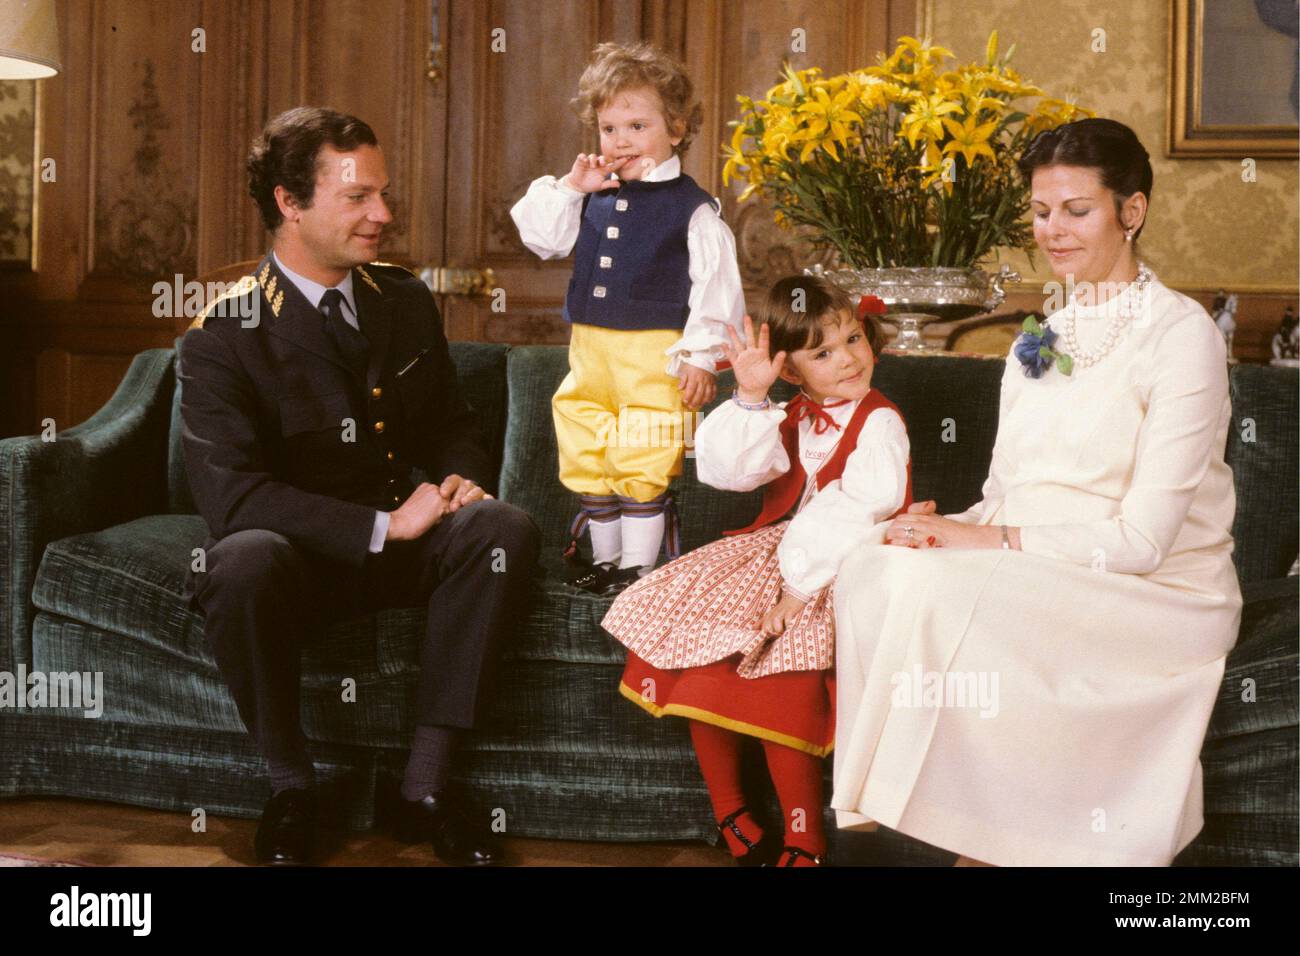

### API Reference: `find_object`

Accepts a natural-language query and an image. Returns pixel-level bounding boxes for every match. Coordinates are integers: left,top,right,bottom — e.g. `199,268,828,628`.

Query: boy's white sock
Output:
589,516,622,566
619,513,665,575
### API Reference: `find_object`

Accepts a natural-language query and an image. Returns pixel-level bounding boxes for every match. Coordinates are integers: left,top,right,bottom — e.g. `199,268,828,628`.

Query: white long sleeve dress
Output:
831,272,1243,866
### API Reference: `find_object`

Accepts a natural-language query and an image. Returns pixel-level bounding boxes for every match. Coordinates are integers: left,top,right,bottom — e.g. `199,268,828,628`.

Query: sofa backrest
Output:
165,341,1297,586
165,340,511,514
1225,364,1299,583
497,348,1005,561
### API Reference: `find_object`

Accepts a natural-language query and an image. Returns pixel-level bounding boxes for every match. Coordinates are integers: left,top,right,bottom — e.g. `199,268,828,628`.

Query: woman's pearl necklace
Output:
1059,263,1153,369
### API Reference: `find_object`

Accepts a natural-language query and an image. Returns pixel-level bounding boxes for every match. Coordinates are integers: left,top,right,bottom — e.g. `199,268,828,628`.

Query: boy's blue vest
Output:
562,173,717,331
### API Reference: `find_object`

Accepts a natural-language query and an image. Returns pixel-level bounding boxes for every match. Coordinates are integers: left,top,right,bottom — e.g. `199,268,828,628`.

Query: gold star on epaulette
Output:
189,274,258,329
356,264,383,295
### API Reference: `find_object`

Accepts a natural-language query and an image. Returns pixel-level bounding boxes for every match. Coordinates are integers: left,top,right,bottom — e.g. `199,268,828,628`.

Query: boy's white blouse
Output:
694,394,911,600
509,154,746,377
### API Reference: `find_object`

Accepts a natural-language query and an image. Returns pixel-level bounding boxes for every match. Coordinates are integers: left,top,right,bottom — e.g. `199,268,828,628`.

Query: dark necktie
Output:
318,288,368,378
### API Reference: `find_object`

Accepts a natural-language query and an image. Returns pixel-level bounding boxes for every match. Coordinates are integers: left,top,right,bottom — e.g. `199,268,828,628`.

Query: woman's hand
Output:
564,153,628,193
760,590,808,637
885,502,1015,550
723,314,788,404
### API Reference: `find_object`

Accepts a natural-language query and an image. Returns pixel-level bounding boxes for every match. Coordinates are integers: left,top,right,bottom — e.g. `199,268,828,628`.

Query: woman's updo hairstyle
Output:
1017,118,1154,241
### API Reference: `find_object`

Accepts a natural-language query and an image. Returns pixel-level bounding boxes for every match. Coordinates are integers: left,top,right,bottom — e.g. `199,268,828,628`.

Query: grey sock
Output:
400,725,458,802
268,755,316,795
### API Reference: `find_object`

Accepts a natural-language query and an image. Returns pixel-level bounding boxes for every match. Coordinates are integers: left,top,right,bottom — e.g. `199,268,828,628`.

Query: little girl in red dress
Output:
601,275,912,866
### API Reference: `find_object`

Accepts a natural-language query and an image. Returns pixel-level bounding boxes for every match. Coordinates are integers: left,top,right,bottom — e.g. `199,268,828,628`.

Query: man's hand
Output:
564,153,628,193
439,473,492,513
386,482,452,542
677,363,717,410
760,590,809,637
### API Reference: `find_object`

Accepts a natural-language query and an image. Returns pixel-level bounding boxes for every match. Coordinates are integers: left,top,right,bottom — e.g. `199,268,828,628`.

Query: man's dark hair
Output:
247,106,379,232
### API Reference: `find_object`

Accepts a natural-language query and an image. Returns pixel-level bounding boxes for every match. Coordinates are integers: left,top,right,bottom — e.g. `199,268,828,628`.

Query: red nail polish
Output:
927,535,936,546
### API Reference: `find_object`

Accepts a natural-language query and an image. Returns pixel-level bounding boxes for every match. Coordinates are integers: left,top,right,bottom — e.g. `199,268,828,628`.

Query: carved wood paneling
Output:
443,0,633,341
87,0,202,295
2,0,1293,441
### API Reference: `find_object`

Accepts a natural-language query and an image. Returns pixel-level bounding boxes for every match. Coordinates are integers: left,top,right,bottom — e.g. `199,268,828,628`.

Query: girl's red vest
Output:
724,389,913,537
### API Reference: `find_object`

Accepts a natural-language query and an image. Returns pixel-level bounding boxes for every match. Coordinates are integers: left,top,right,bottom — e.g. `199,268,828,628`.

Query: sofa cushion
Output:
165,340,512,514
31,513,650,674
1206,575,1299,740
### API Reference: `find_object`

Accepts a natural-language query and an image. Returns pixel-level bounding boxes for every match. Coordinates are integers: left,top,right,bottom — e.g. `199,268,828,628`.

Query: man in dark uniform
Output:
178,106,539,866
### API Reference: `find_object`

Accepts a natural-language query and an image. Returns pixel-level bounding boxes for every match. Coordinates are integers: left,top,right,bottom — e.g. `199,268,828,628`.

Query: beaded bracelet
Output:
732,393,771,411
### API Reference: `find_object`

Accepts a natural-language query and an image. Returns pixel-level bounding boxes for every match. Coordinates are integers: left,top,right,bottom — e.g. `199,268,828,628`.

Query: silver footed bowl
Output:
805,263,1021,350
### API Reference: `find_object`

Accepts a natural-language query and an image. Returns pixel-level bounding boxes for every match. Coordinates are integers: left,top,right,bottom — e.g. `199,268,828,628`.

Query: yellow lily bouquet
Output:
722,33,1093,269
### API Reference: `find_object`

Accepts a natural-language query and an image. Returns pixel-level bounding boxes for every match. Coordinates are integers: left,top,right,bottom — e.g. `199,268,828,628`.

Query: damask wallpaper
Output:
0,80,34,265
931,0,1299,291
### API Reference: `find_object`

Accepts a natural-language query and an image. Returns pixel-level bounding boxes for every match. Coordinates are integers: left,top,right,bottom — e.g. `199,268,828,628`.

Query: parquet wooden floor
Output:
0,798,730,867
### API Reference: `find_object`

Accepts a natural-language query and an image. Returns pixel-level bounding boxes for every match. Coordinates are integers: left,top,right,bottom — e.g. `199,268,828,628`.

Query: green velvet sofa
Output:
2,342,1296,866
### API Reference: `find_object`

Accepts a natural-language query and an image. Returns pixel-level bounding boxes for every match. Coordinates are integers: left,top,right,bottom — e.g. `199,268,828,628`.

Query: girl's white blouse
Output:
693,393,910,599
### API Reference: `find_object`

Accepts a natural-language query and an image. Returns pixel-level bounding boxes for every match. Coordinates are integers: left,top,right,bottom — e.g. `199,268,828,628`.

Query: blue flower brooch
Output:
1014,314,1073,379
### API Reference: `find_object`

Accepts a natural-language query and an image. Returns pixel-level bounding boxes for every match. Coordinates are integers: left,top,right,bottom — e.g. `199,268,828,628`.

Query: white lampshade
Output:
0,0,61,79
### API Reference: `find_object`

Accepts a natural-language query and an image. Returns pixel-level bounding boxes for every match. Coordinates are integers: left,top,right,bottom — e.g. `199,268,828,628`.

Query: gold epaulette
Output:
188,274,258,330
368,259,418,277
357,262,416,295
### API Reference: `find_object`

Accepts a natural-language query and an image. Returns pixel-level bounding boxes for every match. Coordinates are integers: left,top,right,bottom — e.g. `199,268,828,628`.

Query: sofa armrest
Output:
0,348,175,672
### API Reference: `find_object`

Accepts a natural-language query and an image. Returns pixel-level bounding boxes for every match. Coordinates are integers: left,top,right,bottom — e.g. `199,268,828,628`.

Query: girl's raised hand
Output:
723,314,787,404
564,153,628,193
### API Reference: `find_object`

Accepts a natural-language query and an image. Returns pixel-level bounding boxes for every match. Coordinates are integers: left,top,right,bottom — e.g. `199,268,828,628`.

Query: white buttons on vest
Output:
599,256,612,268
615,199,628,211
593,286,607,297
606,226,619,239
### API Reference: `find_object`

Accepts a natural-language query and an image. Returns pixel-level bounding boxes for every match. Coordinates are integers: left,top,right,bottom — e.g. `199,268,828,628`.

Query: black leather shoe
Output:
767,845,827,867
598,565,645,597
565,559,621,594
717,807,781,867
393,792,505,866
254,788,317,866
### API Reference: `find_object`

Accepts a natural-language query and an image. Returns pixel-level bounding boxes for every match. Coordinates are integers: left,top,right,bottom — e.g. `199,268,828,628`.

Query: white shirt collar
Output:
271,249,357,321
617,153,681,184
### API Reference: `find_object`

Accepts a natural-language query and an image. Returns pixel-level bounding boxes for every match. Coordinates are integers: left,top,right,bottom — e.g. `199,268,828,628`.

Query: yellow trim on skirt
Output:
618,680,834,758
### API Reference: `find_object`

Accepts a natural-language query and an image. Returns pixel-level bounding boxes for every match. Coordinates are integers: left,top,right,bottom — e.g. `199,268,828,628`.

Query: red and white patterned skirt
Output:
601,522,836,756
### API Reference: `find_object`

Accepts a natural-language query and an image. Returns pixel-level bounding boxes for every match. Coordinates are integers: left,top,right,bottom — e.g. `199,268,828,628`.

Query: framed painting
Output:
1168,0,1299,157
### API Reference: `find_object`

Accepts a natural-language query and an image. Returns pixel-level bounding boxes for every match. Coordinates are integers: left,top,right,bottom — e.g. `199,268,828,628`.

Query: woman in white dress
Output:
831,118,1242,866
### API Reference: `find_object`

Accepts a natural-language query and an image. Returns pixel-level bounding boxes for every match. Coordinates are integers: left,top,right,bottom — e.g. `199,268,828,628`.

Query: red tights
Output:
688,720,825,865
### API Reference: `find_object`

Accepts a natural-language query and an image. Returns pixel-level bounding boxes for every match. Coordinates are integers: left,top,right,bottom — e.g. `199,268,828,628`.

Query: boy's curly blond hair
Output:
571,42,704,156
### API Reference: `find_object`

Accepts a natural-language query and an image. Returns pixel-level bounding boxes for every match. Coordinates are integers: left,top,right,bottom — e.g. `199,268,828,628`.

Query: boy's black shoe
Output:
564,558,621,593
598,565,645,596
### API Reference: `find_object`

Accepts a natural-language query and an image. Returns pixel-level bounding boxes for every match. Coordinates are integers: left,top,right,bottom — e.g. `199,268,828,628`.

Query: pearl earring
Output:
1124,230,1133,241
